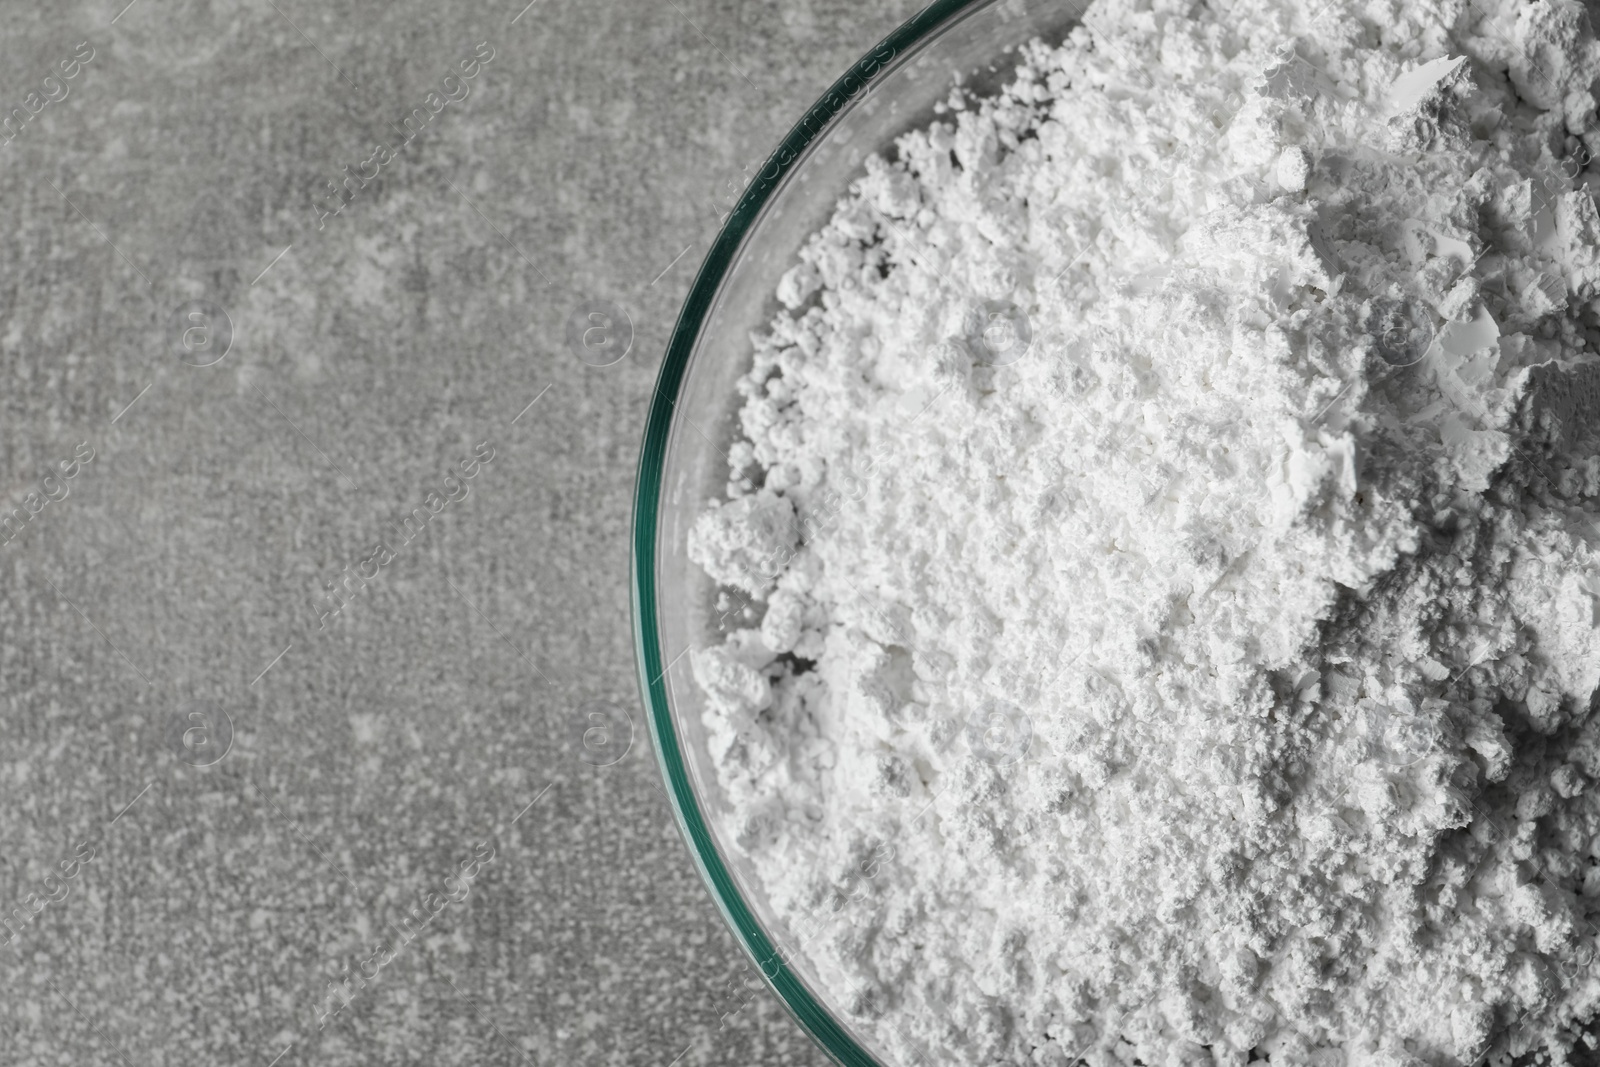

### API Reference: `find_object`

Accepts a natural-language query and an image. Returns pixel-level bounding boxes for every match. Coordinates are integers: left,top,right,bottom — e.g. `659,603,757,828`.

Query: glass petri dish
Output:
632,1,1087,1063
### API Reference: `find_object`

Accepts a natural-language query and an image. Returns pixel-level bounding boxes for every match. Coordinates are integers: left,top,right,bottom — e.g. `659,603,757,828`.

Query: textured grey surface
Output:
0,1,918,1064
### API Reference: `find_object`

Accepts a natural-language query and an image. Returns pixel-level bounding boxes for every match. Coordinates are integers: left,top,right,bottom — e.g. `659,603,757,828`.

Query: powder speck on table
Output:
689,0,1600,1063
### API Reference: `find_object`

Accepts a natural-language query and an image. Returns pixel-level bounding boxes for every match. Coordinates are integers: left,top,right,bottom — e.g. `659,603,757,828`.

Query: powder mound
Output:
689,489,797,596
688,0,1600,1064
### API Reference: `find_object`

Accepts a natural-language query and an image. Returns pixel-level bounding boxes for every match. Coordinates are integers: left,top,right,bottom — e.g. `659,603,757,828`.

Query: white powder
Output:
686,1,1600,1063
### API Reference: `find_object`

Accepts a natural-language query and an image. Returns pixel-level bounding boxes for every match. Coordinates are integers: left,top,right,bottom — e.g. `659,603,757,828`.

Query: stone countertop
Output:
0,0,916,1063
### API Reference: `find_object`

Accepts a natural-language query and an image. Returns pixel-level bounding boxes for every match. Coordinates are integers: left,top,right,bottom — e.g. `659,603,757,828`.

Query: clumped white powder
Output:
686,1,1600,1063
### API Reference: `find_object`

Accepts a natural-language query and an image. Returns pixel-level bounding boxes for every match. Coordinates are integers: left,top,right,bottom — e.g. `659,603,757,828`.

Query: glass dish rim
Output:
629,2,1600,1063
630,2,995,1063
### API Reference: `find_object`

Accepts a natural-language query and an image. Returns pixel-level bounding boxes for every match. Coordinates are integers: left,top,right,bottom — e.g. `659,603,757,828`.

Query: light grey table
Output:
0,0,917,1063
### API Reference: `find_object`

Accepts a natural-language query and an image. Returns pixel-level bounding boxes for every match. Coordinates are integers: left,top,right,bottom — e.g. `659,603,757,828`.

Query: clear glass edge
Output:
628,2,994,1064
